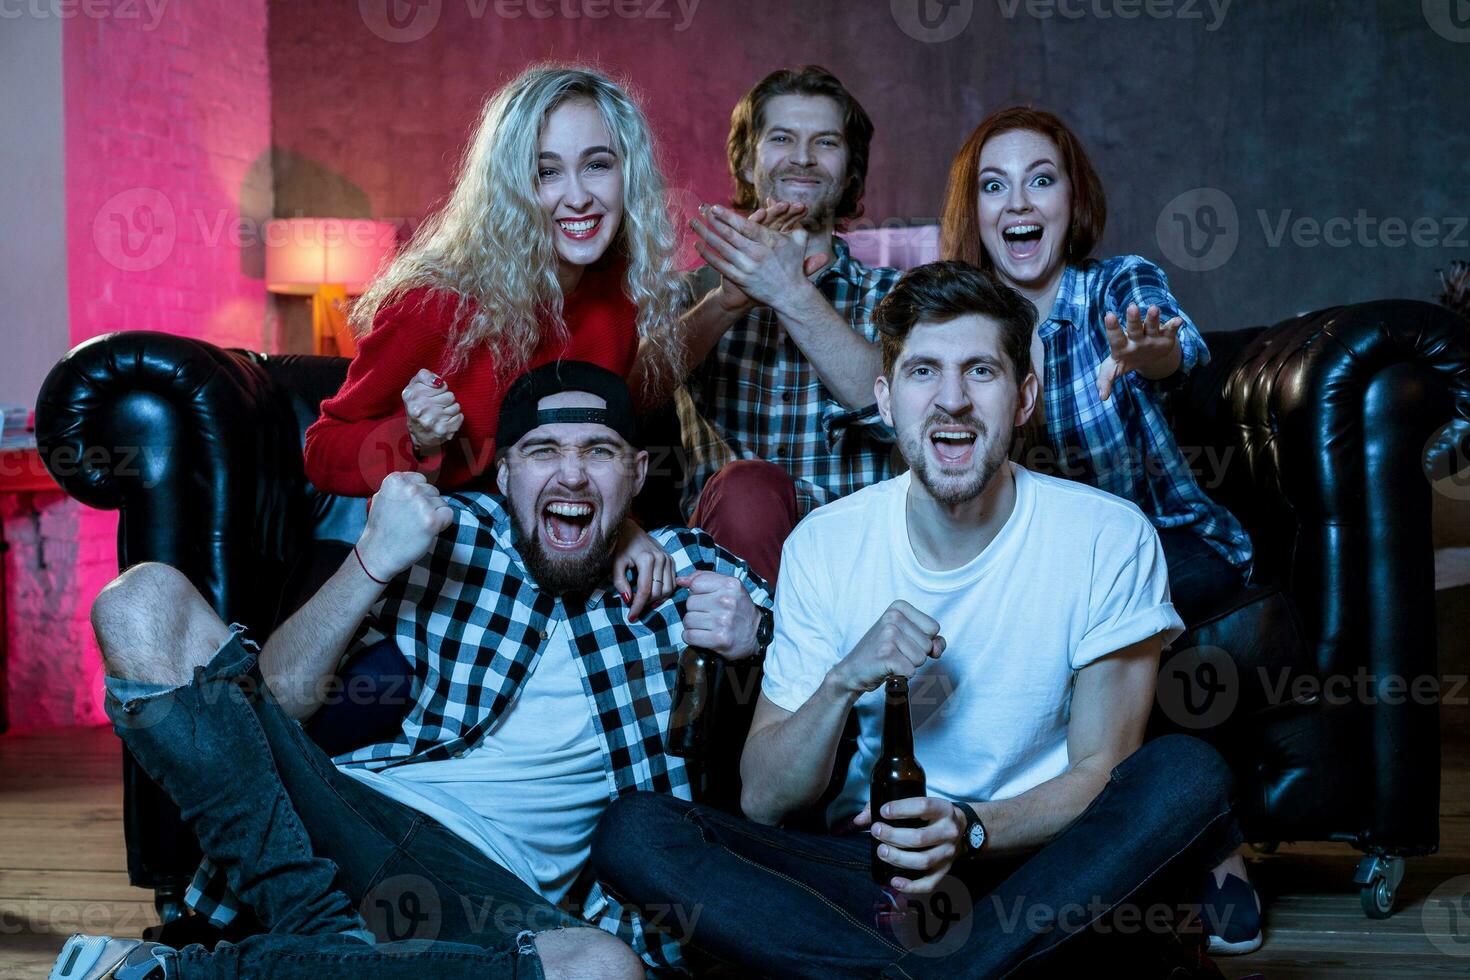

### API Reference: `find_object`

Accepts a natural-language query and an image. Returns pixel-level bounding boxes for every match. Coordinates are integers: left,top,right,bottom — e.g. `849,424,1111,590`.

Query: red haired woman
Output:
942,106,1261,956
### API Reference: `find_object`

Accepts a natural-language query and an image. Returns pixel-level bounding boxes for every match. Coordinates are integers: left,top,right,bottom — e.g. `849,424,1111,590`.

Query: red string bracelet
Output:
354,545,389,585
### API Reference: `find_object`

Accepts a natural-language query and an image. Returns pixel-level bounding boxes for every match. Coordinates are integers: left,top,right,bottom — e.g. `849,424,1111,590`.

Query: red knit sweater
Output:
303,260,638,497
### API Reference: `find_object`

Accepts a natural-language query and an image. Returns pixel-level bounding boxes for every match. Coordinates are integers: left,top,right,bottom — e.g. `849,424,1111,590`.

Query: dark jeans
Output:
1158,528,1245,627
691,459,800,586
105,630,574,980
592,734,1241,979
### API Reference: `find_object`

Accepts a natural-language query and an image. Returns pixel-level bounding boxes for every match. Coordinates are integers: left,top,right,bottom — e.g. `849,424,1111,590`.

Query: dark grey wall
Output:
873,0,1470,332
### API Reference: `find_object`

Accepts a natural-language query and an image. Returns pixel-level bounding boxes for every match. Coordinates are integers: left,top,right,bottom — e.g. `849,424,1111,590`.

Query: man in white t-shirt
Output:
594,263,1240,978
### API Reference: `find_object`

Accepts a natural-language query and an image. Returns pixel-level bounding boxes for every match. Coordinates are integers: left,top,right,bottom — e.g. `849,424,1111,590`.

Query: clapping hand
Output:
694,200,830,314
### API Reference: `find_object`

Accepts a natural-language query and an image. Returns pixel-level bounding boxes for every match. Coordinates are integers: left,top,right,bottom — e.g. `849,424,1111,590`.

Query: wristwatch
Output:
754,607,775,657
953,801,987,861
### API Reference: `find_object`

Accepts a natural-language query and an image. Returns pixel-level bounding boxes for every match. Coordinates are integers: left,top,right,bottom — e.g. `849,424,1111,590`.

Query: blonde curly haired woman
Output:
305,64,683,613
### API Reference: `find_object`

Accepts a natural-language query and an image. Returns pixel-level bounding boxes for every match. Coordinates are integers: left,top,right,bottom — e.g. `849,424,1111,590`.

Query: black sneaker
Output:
1199,870,1263,955
48,935,173,980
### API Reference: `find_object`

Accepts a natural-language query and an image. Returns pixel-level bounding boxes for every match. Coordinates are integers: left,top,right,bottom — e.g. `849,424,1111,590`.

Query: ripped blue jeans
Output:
105,627,579,980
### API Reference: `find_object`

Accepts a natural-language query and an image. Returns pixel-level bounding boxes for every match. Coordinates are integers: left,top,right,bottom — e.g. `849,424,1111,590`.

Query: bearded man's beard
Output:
904,413,1010,506
512,498,631,595
754,169,843,231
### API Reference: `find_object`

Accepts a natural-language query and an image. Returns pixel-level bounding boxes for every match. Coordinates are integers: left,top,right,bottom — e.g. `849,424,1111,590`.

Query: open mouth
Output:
929,427,978,467
541,499,596,550
1002,222,1044,260
557,215,602,241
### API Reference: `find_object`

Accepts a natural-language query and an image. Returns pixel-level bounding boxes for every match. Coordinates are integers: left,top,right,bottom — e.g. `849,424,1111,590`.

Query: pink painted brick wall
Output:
66,1,273,351
2,492,112,729
2,0,271,731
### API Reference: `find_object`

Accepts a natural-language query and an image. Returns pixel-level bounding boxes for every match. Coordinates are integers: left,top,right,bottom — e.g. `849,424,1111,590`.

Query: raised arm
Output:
628,283,751,410
629,202,815,410
1095,257,1209,399
303,289,458,495
259,471,453,720
690,205,881,410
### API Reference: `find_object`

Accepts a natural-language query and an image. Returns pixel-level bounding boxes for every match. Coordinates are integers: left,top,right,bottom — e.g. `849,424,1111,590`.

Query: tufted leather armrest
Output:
35,331,317,633
34,331,343,890
1204,300,1470,851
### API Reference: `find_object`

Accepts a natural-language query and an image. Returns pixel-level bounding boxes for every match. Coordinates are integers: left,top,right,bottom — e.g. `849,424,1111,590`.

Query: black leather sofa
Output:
34,298,1470,928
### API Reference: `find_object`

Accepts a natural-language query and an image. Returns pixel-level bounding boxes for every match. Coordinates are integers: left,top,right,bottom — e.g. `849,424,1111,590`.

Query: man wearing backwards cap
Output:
53,362,771,980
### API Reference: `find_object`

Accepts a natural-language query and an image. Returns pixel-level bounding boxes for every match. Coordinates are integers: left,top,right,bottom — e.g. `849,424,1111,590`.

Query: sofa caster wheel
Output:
1361,878,1395,918
1353,854,1404,919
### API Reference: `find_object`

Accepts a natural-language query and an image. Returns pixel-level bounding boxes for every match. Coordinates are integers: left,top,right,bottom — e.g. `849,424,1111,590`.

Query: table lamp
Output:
264,218,397,356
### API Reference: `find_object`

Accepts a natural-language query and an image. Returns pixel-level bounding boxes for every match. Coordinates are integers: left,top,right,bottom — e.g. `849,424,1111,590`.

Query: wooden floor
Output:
1,716,1469,978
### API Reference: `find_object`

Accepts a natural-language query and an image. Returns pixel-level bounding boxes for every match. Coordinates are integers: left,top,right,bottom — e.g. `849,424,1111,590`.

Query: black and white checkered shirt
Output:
185,490,772,971
676,236,903,518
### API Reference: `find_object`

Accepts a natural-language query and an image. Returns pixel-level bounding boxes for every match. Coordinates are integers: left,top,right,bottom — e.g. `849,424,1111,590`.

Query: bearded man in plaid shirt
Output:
53,362,771,980
634,66,902,586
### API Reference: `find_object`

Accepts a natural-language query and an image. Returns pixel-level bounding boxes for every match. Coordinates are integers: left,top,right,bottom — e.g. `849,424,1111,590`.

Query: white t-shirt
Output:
762,462,1184,826
343,618,609,904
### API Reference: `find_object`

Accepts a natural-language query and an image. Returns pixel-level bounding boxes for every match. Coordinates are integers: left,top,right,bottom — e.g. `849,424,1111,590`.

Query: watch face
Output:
969,823,985,851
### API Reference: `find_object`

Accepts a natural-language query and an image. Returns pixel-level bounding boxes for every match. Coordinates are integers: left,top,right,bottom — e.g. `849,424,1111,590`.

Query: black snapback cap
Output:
497,360,641,450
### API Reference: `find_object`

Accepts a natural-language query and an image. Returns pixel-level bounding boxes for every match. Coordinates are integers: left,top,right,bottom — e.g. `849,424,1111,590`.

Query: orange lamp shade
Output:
264,218,398,295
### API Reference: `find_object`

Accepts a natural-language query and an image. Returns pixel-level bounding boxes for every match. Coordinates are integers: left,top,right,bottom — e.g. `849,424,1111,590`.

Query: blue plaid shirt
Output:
1033,255,1252,571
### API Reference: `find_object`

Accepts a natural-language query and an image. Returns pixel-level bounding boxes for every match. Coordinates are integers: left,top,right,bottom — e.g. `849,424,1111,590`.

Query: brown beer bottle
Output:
665,646,713,758
870,675,926,885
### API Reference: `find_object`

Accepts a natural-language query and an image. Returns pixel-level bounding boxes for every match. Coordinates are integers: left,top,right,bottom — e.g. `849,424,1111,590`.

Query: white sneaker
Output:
49,934,172,980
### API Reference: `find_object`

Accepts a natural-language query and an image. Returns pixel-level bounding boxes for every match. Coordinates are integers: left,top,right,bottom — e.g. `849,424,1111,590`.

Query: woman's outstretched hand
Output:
1096,304,1184,401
